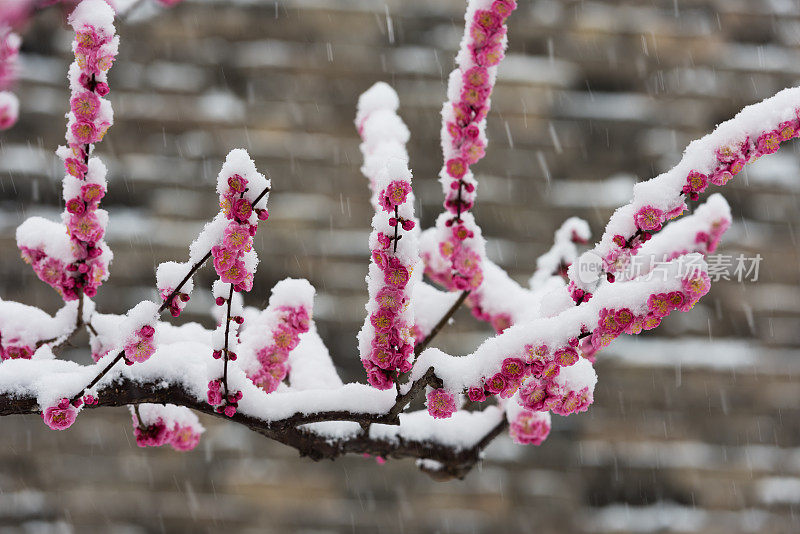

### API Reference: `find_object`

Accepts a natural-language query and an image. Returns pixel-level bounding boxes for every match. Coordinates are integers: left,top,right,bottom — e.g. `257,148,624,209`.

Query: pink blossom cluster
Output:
41,394,98,430
466,347,575,405
0,29,20,130
465,268,711,426
426,0,517,293
0,331,33,361
64,16,116,148
247,305,310,394
211,172,268,292
508,409,551,446
206,379,242,418
131,409,203,451
159,286,190,317
123,324,156,364
362,176,417,390
20,3,118,302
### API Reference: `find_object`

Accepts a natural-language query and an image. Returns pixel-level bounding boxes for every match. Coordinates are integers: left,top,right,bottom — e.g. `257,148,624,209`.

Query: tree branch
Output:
0,378,501,479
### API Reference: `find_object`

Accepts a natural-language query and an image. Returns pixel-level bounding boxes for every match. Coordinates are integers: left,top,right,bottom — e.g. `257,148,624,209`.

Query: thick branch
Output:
0,378,501,479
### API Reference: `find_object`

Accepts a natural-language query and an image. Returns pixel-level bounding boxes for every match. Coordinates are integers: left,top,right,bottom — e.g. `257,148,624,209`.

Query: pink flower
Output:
285,307,310,332
460,85,489,107
469,23,490,48
446,158,466,179
363,360,394,390
42,399,77,430
474,9,501,30
124,336,156,363
212,245,236,272
552,387,593,416
426,388,457,419
474,42,505,66
501,358,526,381
369,345,399,370
634,205,665,232
509,409,550,446
232,198,253,222
70,120,98,144
70,91,101,121
220,260,247,285
518,383,547,411
553,346,578,367
463,66,489,88
525,344,548,363
81,183,105,204
134,418,170,447
375,286,403,312
222,223,251,250
467,386,486,402
370,307,395,332
756,130,780,155
273,324,299,350
685,171,708,193
647,293,671,317
484,372,507,394
491,0,517,19
68,212,104,243
65,157,88,178
170,425,201,451
66,197,85,215
384,263,410,287
682,271,711,297
778,120,797,141
381,180,412,211
709,169,732,186
453,249,480,276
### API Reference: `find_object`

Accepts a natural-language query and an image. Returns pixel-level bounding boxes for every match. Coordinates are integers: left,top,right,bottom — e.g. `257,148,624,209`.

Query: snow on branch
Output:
566,87,800,303
355,83,421,391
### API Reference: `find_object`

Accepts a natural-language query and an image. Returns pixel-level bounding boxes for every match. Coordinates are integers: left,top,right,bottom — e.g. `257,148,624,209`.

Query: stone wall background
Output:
1,0,800,532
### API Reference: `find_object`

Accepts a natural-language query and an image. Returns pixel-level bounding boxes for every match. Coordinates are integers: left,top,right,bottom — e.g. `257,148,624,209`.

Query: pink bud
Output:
212,350,222,359
215,297,225,306
139,325,155,338
179,293,190,302
94,82,110,96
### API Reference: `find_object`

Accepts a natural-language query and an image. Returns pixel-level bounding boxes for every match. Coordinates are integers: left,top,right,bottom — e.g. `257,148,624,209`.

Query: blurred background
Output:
2,0,800,532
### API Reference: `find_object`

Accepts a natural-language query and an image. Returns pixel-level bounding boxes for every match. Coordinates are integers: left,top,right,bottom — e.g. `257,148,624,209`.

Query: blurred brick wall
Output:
1,0,800,532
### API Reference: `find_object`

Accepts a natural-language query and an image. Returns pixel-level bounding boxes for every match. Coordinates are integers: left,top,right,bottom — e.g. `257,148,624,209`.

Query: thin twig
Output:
414,290,470,357
132,404,147,431
157,250,211,314
221,284,234,400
